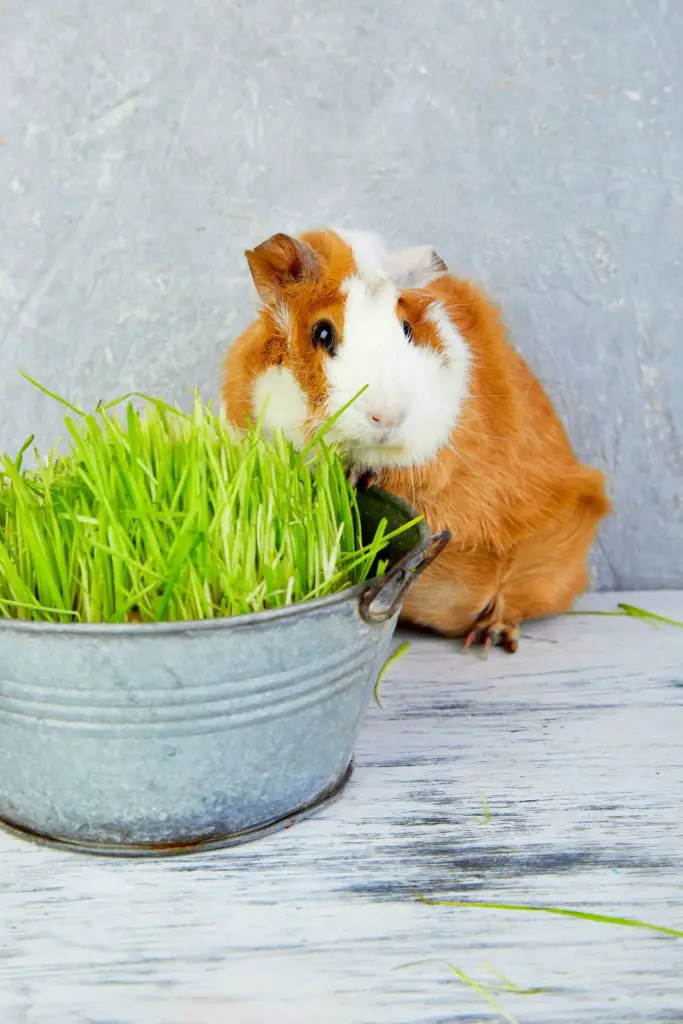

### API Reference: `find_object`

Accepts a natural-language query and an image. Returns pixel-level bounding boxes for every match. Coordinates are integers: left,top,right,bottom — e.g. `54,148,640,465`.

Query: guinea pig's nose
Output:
368,411,402,431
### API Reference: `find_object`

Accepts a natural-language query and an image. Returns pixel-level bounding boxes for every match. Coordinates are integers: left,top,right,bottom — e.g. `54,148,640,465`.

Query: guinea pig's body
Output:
223,228,610,652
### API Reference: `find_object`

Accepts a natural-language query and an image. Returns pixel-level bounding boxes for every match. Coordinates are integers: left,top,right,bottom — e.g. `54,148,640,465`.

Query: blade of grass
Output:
449,964,519,1024
20,371,86,416
568,604,683,627
477,795,491,825
483,965,549,996
617,603,683,628
374,641,411,708
416,896,683,939
300,385,369,455
99,392,192,420
13,434,35,472
394,958,544,1022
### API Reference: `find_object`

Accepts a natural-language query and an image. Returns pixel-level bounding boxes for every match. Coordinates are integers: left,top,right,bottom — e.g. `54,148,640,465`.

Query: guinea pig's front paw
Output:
346,466,379,491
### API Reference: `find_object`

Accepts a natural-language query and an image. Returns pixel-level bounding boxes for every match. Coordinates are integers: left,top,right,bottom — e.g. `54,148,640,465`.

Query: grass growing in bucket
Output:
0,376,420,624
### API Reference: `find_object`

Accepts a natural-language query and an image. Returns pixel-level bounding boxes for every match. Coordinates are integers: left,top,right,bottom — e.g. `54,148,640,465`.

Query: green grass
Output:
477,794,491,824
416,896,683,939
447,964,521,1024
0,376,420,625
395,959,548,1024
569,603,683,628
373,640,411,708
410,898,683,1020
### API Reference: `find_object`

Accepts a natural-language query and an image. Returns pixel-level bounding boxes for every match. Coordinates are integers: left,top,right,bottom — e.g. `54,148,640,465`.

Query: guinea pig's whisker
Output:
464,392,513,401
452,447,489,478
444,442,490,484
456,424,508,442
409,465,417,506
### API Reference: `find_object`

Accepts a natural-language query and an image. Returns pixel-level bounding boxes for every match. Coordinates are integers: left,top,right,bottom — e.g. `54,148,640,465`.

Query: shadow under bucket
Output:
0,487,449,857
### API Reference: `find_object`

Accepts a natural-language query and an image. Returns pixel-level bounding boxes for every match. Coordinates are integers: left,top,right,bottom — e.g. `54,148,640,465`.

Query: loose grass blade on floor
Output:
416,896,683,939
373,641,411,708
568,604,683,628
477,795,491,824
449,965,520,1024
394,958,547,1024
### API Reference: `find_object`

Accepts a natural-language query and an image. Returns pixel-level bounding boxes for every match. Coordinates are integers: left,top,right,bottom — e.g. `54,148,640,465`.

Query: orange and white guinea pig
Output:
222,227,610,653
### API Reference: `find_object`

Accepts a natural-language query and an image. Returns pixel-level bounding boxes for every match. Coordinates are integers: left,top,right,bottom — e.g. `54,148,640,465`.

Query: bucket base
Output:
0,761,353,859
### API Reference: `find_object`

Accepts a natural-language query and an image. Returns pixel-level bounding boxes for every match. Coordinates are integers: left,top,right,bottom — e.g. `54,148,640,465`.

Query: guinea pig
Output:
222,227,611,653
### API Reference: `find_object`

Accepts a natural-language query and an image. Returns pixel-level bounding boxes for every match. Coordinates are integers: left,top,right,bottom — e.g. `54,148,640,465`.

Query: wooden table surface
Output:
1,591,682,1024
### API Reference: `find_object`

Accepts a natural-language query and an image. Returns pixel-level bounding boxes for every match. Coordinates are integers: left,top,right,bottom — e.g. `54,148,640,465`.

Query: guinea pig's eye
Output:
311,319,338,356
402,320,414,341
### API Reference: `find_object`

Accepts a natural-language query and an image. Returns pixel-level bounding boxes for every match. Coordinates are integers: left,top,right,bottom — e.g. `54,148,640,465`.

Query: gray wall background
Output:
1,0,681,590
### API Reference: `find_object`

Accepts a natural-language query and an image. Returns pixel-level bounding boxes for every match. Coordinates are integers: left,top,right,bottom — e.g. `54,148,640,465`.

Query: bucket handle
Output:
359,530,451,625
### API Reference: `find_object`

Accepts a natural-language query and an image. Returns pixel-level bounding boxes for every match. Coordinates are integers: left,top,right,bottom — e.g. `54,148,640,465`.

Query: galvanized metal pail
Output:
0,487,449,857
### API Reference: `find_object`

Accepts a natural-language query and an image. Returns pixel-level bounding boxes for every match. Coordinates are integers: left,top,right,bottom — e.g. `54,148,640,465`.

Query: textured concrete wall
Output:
1,0,681,589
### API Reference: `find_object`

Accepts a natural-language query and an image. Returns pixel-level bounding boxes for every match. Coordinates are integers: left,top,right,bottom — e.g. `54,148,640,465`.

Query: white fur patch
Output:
272,302,291,337
385,245,447,289
334,229,447,289
426,300,472,367
324,275,470,468
334,228,391,277
252,366,309,447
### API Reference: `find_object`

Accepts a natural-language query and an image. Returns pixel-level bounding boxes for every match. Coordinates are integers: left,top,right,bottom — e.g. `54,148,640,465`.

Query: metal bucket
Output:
0,487,449,857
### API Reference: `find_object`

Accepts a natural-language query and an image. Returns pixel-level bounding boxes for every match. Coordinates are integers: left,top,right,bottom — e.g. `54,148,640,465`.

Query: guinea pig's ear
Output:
245,233,320,306
385,245,448,289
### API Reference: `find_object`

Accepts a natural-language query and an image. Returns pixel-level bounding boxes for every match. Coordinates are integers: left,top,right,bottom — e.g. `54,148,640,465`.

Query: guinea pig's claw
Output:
463,621,520,656
347,467,379,491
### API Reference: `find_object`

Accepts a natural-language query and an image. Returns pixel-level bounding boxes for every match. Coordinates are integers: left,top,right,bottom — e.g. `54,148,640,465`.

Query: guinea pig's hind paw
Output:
463,622,520,656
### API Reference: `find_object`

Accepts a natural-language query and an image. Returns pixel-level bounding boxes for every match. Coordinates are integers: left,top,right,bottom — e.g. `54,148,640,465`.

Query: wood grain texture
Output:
1,591,681,1024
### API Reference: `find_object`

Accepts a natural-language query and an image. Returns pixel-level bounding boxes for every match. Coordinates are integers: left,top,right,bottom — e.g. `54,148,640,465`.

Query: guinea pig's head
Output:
242,228,471,469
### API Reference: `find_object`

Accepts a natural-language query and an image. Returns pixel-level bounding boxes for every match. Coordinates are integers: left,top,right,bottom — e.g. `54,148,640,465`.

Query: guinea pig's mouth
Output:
347,443,408,468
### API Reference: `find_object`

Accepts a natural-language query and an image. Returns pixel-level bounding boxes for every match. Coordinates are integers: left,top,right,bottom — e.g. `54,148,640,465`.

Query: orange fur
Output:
223,230,356,426
222,234,611,648
382,276,611,641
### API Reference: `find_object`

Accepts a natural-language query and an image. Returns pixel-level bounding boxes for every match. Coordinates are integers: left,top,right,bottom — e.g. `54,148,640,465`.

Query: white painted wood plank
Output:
1,592,681,1024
